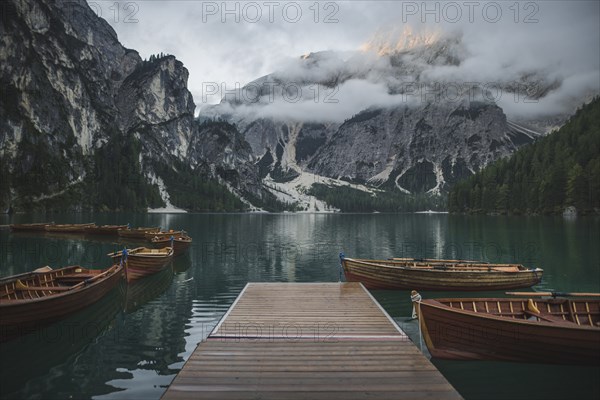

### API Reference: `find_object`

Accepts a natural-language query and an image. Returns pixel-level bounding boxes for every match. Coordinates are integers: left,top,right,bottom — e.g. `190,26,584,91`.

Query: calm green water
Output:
0,213,598,400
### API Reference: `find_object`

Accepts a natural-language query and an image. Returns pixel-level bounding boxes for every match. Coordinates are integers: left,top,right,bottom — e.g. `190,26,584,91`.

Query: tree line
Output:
308,183,446,212
449,97,600,215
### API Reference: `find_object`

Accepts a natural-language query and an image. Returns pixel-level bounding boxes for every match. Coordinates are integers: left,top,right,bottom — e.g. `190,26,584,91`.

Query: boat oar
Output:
506,291,600,298
62,265,117,290
390,257,488,264
16,266,116,293
83,265,118,285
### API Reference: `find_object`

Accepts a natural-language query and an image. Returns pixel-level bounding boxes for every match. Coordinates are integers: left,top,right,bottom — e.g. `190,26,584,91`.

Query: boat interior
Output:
436,298,600,327
0,267,109,300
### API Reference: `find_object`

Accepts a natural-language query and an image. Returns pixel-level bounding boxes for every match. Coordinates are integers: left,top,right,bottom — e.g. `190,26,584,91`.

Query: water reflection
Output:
125,265,174,314
0,283,125,398
0,213,598,399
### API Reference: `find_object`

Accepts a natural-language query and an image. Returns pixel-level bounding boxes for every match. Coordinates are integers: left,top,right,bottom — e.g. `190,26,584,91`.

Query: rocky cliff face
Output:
0,0,266,212
117,56,195,161
2,0,585,212
309,101,527,194
201,35,545,199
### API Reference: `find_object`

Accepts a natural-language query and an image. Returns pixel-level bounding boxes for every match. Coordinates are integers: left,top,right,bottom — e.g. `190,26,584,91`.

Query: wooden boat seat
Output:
523,310,575,326
55,274,95,282
490,266,520,272
15,285,73,292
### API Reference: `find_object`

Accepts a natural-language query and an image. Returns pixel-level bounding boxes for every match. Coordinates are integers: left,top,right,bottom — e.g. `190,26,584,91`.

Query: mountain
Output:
448,97,600,215
0,0,277,212
308,101,527,195
200,31,575,209
2,1,592,213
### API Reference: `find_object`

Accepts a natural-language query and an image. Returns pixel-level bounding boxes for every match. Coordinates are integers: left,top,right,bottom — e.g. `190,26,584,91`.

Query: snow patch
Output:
264,173,336,212
426,163,445,196
368,155,397,184
146,172,187,213
281,122,303,172
263,171,382,212
507,120,542,139
394,172,412,194
31,174,85,202
217,176,265,212
147,205,187,214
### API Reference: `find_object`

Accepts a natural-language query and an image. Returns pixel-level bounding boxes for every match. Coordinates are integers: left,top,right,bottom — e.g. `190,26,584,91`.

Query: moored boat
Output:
150,235,192,256
415,295,600,365
84,224,128,235
9,222,55,232
0,264,124,341
45,223,96,233
144,230,184,240
117,226,160,239
108,247,173,282
391,257,486,264
341,256,543,290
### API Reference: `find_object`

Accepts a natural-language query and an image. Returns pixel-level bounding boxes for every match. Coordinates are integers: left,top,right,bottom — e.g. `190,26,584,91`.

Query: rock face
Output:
189,121,264,199
0,0,265,211
308,101,528,194
202,35,544,196
1,0,581,212
116,56,195,161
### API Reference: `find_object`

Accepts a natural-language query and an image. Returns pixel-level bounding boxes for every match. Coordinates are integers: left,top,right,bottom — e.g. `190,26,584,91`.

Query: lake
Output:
0,213,599,399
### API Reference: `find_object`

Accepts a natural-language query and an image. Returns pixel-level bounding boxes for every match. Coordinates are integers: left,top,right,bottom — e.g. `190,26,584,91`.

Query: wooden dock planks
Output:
162,282,462,399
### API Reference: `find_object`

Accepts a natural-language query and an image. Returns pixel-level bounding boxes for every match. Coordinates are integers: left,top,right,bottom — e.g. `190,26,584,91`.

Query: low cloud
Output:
107,1,600,123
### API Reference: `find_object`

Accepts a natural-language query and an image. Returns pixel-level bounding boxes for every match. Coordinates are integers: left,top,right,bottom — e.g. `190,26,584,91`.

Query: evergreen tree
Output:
449,97,600,215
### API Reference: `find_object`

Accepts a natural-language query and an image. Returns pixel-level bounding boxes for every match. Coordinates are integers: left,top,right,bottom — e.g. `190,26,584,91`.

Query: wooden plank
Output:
164,390,463,400
161,283,462,400
211,282,404,339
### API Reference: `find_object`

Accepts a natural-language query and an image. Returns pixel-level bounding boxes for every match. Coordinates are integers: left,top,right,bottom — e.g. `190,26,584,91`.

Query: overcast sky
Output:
100,1,600,115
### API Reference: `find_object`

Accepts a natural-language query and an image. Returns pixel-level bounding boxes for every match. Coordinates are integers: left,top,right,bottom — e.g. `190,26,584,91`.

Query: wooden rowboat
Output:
118,226,160,239
391,257,487,264
84,224,128,235
108,247,173,282
341,257,543,290
45,223,96,233
144,230,184,240
0,264,124,341
416,296,600,365
9,222,55,232
150,235,192,256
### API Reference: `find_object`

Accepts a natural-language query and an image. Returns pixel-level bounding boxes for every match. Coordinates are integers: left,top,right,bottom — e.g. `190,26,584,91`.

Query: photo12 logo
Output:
200,1,340,23
201,81,340,104
61,1,140,24
400,1,540,24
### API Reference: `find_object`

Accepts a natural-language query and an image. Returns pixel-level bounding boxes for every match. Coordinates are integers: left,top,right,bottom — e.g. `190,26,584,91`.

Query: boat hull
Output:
0,265,124,341
85,225,128,235
118,227,160,239
45,223,95,233
9,223,54,232
144,231,184,240
151,237,192,256
342,258,542,291
110,248,173,282
418,299,600,365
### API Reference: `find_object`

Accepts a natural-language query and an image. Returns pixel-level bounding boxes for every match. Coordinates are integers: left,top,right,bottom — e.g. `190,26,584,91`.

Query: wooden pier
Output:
162,282,462,399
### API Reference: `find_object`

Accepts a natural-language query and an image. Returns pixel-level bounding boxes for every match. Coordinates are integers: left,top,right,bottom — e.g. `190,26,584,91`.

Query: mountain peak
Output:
360,27,460,57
